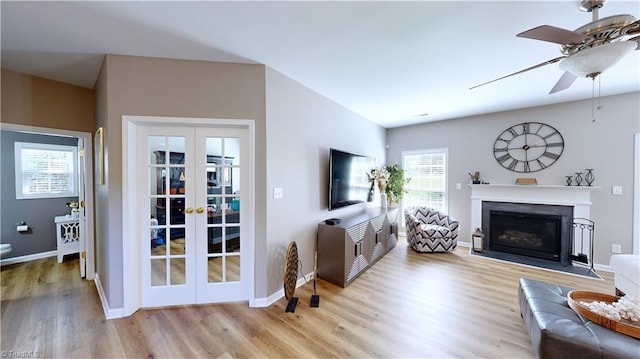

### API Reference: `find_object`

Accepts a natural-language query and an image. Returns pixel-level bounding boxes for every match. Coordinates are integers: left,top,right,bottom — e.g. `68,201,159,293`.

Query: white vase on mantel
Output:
380,193,387,209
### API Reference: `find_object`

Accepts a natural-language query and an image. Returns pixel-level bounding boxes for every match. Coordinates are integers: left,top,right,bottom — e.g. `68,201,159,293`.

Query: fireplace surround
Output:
470,184,598,265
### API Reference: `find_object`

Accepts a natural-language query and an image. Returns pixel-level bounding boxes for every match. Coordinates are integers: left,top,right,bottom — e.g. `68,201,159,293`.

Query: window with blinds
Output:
15,142,78,199
402,148,448,212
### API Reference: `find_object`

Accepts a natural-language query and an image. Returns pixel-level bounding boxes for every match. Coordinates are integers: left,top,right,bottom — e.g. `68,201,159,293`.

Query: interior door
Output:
77,137,86,278
195,127,249,303
138,125,250,307
140,127,197,307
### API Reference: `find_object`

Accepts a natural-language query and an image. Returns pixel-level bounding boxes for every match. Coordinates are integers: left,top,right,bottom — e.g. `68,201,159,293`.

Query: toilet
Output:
0,243,12,255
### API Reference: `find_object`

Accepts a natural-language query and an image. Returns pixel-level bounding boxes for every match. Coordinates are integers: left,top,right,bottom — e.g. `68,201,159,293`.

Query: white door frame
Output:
0,123,96,279
122,115,256,316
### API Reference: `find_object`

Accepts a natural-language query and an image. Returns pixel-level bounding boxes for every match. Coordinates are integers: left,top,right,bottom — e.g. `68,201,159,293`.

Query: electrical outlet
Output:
612,244,622,254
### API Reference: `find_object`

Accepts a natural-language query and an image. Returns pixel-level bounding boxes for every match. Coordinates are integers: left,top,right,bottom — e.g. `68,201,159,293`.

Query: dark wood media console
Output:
317,207,399,287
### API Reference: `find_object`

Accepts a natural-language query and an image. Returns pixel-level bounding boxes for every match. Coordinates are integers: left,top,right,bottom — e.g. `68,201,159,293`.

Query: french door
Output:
137,125,250,307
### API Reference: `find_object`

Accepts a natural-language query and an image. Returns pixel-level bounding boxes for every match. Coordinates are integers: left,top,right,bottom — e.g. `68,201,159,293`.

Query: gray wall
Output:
264,68,386,296
1,130,78,258
386,92,640,265
95,55,267,308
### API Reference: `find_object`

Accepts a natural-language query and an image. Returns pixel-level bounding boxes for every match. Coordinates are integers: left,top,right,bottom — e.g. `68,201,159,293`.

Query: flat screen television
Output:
329,148,375,211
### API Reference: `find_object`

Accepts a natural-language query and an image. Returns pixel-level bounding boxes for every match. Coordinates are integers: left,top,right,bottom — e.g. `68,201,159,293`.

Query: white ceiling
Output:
2,1,639,128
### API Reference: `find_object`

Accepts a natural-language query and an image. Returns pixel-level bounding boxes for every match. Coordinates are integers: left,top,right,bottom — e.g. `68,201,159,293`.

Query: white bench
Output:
54,215,80,263
609,254,640,296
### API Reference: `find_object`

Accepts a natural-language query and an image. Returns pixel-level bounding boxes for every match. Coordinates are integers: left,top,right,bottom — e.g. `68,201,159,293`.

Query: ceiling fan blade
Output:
549,71,578,94
470,56,565,90
629,36,640,50
517,25,592,45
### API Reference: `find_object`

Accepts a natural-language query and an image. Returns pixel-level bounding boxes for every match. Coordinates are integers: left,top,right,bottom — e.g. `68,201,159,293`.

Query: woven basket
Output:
567,290,640,339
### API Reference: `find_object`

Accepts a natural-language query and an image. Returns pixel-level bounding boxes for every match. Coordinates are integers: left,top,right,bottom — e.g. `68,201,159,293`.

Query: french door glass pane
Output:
226,226,240,253
226,255,240,282
208,227,223,254
151,258,166,286
208,257,222,283
170,258,186,285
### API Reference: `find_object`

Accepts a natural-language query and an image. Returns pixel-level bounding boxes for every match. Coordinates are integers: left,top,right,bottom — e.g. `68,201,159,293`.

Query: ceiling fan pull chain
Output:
597,76,602,111
591,77,597,122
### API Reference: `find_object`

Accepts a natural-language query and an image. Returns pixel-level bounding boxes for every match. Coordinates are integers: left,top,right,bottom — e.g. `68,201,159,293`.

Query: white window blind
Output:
15,142,78,199
402,149,448,212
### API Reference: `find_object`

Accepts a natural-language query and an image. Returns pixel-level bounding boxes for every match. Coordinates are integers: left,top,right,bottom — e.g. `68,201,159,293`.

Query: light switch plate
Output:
612,185,623,195
273,187,283,199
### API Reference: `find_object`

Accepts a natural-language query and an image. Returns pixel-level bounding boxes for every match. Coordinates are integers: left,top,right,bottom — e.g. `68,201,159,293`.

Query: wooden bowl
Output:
567,290,640,339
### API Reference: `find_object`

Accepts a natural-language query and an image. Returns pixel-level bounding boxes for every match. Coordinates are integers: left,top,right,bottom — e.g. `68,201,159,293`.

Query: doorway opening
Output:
0,123,95,279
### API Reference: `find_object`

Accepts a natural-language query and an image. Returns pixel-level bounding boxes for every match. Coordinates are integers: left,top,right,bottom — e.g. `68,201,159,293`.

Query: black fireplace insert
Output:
482,202,573,265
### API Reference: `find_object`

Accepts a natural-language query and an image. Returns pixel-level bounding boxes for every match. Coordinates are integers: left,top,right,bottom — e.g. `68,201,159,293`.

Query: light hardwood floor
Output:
1,238,613,358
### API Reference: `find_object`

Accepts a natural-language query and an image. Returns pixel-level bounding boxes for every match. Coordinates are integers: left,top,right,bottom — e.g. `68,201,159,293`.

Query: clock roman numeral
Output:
536,159,548,170
542,130,560,140
522,123,531,134
506,127,518,138
546,142,563,147
496,153,511,163
523,161,530,172
542,151,560,160
534,123,544,134
507,159,518,170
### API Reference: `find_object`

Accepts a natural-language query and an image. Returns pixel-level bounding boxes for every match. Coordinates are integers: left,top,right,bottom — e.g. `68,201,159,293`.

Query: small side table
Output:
54,215,80,263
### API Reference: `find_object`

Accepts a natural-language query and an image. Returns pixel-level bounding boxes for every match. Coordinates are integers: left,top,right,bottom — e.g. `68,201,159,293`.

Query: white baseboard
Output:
252,271,314,308
0,250,56,266
94,273,125,319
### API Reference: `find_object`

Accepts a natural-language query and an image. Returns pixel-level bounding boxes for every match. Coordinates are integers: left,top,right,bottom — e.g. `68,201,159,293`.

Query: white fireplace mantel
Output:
469,184,600,236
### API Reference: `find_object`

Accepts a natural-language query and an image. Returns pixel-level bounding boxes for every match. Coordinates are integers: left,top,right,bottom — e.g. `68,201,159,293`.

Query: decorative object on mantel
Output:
472,228,485,252
469,171,481,184
565,175,573,186
516,178,538,185
585,169,595,186
574,172,584,186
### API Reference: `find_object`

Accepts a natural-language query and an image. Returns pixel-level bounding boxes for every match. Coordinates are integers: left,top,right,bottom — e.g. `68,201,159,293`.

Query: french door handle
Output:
185,207,194,214
196,207,205,214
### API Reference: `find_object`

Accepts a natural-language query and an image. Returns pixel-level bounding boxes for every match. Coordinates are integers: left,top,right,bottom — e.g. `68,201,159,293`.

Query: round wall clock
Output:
493,122,564,173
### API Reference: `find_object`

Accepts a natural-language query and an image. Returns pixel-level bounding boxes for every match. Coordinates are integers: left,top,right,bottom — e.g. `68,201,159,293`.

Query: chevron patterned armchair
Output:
405,207,459,253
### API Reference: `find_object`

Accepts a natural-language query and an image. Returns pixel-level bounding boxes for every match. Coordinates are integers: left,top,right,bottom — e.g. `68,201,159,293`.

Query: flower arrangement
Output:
367,165,410,206
385,164,410,205
369,167,390,190
66,200,80,218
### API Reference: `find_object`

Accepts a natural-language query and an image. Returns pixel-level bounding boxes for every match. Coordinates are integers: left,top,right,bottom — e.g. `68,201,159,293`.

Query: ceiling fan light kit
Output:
471,0,639,93
559,41,637,78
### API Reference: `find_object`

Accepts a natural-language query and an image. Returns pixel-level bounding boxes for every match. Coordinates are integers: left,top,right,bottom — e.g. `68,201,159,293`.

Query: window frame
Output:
15,141,79,199
401,148,449,213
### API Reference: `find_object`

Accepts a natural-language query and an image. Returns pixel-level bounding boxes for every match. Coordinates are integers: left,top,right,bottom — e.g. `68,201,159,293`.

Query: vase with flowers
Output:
368,167,390,208
66,200,80,218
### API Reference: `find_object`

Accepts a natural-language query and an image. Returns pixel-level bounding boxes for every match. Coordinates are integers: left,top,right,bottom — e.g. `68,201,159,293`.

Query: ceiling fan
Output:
471,0,640,94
